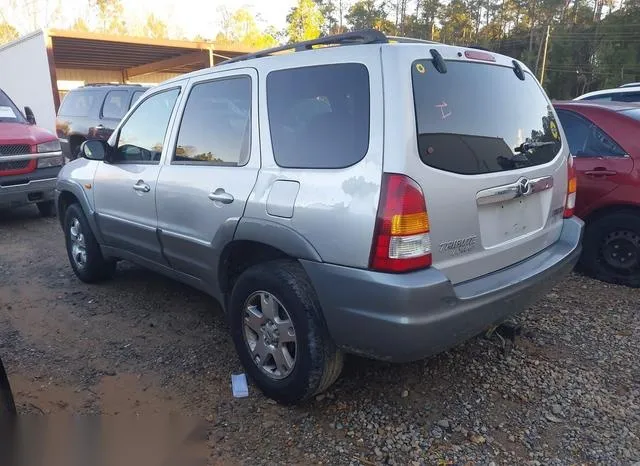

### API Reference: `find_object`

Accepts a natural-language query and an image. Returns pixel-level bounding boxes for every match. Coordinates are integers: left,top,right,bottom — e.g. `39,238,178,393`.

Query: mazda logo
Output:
518,177,531,196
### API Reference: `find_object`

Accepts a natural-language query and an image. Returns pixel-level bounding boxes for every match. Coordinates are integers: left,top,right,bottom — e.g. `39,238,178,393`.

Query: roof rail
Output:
83,83,143,87
221,29,389,65
387,36,439,45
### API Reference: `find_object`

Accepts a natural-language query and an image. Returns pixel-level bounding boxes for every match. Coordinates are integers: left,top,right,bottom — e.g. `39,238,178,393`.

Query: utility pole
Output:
539,24,551,86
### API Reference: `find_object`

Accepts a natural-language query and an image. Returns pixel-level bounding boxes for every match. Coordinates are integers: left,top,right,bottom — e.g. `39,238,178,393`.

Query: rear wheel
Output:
229,260,343,405
64,203,116,283
36,200,55,217
580,211,640,288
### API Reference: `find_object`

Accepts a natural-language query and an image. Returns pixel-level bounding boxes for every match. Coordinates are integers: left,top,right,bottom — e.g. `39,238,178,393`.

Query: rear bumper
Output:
301,217,584,362
0,177,57,209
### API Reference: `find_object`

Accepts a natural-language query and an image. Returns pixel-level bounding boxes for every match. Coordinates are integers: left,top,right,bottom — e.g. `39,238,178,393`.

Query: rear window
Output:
267,63,370,169
58,90,97,117
411,60,562,175
621,108,640,122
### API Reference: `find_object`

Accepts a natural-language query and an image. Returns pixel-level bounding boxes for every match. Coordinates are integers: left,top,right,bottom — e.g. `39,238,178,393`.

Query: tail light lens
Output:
564,155,577,218
370,173,432,273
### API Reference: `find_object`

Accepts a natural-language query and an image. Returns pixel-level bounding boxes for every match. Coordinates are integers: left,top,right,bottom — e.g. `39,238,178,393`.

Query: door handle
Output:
585,168,617,177
133,180,151,193
208,188,234,204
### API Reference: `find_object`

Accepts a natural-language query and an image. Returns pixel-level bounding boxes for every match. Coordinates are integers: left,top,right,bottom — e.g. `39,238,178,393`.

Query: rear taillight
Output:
370,173,432,273
564,155,577,218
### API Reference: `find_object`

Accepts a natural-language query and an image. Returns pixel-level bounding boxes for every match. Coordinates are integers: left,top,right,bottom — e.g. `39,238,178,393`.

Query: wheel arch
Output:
582,203,640,226
55,179,104,244
218,218,323,309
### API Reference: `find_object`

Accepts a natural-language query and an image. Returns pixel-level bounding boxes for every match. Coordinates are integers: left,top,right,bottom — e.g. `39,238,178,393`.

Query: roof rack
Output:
82,83,143,87
468,45,493,52
221,29,388,65
387,36,439,45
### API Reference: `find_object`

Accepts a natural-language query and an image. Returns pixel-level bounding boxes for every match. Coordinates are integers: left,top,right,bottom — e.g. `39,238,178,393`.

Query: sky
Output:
2,0,298,38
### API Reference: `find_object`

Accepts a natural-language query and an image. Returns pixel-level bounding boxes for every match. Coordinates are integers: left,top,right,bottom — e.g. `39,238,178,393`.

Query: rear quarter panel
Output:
243,46,385,268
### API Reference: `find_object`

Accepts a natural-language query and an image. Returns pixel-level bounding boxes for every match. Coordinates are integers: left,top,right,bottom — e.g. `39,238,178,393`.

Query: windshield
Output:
0,89,27,124
411,60,562,175
621,108,640,122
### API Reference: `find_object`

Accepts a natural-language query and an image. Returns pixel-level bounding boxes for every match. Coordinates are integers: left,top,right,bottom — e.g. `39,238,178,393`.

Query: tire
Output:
229,259,343,405
36,200,55,217
0,357,16,417
579,211,640,288
63,203,116,283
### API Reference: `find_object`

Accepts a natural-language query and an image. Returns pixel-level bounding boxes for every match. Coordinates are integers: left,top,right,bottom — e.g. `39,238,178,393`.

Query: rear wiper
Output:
514,141,556,153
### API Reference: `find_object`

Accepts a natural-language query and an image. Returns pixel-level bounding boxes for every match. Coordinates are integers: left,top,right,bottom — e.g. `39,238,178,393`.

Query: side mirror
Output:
24,106,36,125
80,140,110,161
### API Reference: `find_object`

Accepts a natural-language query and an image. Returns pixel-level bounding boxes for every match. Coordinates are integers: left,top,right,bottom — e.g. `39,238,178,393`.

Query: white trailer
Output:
0,30,58,134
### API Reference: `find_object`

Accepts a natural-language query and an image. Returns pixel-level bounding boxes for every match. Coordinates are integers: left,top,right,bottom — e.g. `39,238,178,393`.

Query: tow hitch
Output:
484,320,522,355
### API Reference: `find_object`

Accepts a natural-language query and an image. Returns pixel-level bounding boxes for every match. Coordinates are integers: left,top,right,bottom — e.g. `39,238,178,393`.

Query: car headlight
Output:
37,140,62,153
37,156,64,168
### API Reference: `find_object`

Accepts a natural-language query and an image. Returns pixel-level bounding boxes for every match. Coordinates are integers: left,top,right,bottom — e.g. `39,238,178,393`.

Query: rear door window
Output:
58,90,97,117
101,90,129,119
173,76,251,166
130,90,145,109
411,60,561,175
267,63,370,169
556,109,626,157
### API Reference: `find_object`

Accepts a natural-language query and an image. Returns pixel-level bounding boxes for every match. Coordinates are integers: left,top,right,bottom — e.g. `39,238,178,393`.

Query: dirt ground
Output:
1,205,638,465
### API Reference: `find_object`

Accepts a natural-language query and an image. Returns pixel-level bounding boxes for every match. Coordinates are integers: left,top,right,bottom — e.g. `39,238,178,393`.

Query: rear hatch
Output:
384,46,569,285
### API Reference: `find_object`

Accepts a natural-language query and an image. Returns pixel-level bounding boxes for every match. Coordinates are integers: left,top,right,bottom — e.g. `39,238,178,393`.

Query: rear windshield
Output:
0,89,26,123
58,90,98,117
411,60,561,175
621,108,640,122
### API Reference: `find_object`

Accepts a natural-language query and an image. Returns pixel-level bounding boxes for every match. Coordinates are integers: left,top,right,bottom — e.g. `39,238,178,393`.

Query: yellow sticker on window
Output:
416,63,426,74
550,120,559,140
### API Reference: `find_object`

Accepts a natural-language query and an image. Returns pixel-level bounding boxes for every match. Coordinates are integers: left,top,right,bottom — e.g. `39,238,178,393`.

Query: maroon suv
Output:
554,101,640,287
0,88,63,216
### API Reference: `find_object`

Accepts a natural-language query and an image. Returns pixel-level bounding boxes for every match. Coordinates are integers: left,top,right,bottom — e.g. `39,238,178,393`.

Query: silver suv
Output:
55,30,583,404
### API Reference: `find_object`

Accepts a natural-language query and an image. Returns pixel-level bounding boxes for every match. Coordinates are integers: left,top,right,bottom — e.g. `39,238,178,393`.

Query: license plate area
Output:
478,194,545,248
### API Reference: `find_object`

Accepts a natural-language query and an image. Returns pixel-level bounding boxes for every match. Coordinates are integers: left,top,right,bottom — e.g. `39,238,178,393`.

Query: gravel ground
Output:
1,205,639,465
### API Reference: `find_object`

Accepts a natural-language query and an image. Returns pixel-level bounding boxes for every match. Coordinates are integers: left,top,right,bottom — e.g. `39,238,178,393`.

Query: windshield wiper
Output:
514,141,557,153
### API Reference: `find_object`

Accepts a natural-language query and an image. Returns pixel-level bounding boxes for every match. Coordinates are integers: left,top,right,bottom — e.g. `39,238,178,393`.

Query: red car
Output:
554,101,640,287
0,88,63,216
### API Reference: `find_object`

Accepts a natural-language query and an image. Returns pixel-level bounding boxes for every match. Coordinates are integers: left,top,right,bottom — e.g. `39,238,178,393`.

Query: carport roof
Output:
46,29,254,75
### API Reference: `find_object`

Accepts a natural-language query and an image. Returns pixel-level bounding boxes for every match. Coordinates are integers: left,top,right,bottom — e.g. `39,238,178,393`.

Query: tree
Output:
70,18,90,32
345,1,392,31
287,0,325,42
143,14,168,39
216,7,279,48
92,0,126,35
314,0,343,34
0,22,19,45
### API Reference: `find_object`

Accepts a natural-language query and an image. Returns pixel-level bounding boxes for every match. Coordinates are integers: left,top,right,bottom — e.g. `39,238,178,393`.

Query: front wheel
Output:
229,260,343,405
64,203,116,283
580,211,640,288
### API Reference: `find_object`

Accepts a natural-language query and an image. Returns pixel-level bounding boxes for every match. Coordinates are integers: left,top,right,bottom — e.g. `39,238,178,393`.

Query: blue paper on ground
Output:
231,373,249,398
